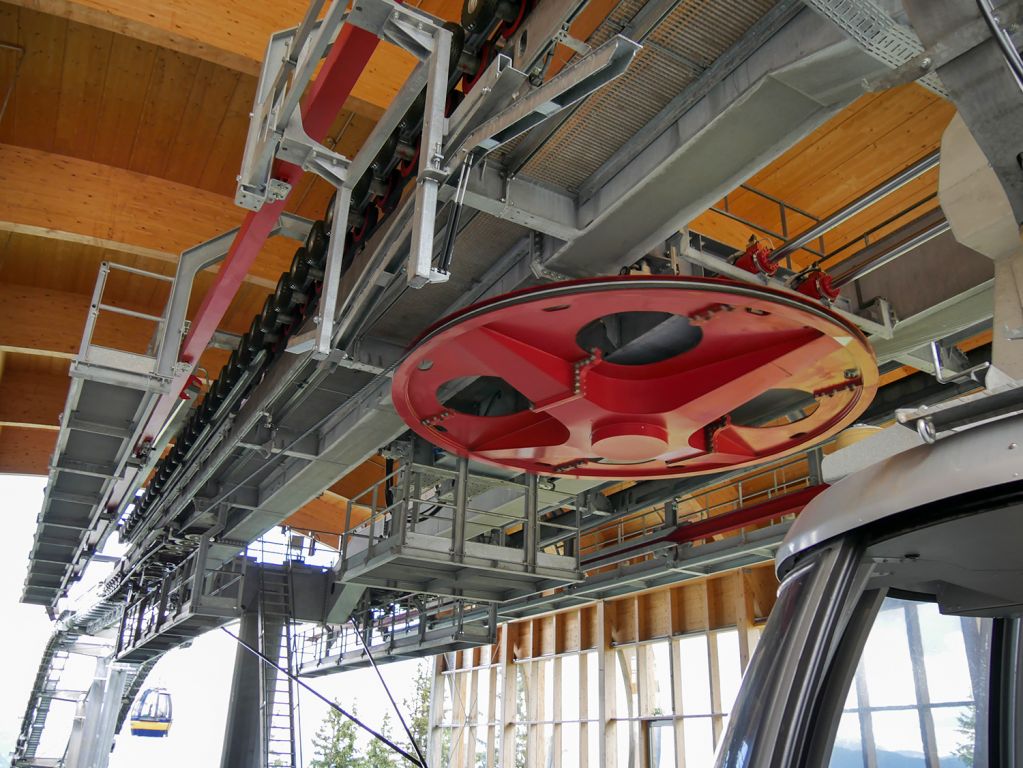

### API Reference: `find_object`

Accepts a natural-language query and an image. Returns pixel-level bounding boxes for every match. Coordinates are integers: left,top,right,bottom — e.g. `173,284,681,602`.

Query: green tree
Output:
954,706,976,767
310,702,362,768
400,660,432,764
363,713,399,768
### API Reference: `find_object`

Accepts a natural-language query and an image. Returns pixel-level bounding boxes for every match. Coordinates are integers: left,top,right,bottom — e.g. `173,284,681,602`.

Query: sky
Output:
0,474,423,767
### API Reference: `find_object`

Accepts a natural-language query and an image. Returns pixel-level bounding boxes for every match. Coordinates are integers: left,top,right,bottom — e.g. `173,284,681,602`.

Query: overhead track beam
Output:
133,14,384,452
540,7,893,277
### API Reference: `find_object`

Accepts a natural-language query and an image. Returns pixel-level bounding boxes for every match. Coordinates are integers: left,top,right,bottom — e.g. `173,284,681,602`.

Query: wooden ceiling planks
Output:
1,4,66,151
190,68,254,196
53,14,110,156
164,59,244,193
128,48,205,178
9,0,465,109
0,354,70,429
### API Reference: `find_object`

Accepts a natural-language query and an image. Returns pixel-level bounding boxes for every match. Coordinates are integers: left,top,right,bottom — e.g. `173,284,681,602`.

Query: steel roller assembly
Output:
393,276,879,479
119,0,532,540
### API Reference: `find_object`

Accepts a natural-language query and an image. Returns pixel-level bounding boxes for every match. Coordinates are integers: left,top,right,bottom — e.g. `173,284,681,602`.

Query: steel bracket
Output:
552,23,591,56
278,110,350,188
404,34,639,288
529,232,572,281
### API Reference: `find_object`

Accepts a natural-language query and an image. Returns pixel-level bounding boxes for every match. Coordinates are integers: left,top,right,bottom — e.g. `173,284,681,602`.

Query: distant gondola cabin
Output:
129,688,172,737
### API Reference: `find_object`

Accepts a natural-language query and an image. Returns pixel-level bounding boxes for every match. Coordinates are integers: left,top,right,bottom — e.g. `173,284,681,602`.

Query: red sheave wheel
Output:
392,276,878,478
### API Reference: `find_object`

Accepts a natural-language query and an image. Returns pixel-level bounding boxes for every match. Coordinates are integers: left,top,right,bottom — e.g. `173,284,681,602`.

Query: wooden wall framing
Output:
429,564,779,768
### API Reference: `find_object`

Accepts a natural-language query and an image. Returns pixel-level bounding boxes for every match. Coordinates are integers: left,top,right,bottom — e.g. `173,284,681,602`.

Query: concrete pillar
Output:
65,656,130,768
220,607,263,768
938,113,1023,379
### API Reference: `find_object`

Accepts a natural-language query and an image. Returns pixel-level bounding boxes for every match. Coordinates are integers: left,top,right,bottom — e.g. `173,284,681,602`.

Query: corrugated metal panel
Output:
523,0,778,191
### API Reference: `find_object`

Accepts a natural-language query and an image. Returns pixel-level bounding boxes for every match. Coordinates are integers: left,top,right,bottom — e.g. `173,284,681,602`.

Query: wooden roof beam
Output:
0,427,55,475
11,0,463,113
0,144,297,288
0,281,229,371
0,366,68,430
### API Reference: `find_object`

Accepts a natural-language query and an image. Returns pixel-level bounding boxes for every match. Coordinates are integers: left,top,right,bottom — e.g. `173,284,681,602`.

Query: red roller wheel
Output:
392,276,878,478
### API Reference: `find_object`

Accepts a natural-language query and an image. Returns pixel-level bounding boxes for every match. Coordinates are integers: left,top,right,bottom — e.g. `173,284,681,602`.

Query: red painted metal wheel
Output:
392,276,878,478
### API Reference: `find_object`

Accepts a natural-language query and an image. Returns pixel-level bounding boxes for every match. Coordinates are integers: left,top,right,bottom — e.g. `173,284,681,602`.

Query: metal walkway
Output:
22,263,179,607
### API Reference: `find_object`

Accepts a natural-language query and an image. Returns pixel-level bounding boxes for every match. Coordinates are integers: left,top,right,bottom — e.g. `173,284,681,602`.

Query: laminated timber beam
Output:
0,282,230,371
10,0,462,113
0,427,54,475
0,144,291,288
0,367,68,430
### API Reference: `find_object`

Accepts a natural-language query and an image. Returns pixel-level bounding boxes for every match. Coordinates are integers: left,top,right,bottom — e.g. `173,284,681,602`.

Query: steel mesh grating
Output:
522,0,779,191
802,0,946,96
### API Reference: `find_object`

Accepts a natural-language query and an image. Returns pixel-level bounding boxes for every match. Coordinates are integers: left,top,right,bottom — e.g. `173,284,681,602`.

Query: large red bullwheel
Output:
392,276,878,479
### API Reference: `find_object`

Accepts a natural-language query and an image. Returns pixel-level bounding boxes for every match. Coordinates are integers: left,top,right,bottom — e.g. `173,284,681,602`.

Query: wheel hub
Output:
392,276,879,478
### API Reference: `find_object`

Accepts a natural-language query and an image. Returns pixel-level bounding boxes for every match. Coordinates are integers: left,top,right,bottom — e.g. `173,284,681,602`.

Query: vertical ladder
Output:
258,566,301,768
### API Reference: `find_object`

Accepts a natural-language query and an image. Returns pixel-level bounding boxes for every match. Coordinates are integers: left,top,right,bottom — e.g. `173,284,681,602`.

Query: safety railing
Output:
114,545,246,657
77,261,177,390
294,594,492,669
710,184,825,265
578,451,816,563
336,458,583,574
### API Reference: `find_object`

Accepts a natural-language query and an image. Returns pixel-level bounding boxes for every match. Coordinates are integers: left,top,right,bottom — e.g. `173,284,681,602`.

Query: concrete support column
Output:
220,607,263,768
992,250,1023,378
936,105,1023,379
65,656,129,768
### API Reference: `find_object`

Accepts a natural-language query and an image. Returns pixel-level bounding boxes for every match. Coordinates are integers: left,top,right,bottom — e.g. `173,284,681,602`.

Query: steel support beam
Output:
450,167,580,240
871,281,995,364
541,7,891,276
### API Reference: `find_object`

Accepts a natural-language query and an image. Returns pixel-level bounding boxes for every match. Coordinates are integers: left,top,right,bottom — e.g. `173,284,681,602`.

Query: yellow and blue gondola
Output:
129,688,172,738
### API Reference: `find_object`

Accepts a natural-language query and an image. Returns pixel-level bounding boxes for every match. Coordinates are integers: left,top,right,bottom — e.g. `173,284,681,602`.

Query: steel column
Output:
451,456,468,561
220,606,264,768
524,474,538,571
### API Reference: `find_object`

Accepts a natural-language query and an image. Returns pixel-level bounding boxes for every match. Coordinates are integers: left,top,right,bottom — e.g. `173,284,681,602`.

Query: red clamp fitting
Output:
794,269,840,302
735,239,778,277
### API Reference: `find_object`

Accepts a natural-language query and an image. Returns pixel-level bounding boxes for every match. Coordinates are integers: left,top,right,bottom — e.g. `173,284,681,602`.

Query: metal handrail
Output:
79,261,174,364
578,453,812,558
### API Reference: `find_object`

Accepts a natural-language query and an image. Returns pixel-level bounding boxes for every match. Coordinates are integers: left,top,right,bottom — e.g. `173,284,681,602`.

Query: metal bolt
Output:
1010,442,1018,450
917,417,936,444
919,57,932,70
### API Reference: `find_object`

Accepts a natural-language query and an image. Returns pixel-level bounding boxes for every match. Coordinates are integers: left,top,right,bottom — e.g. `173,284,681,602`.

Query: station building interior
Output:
3,0,1023,766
